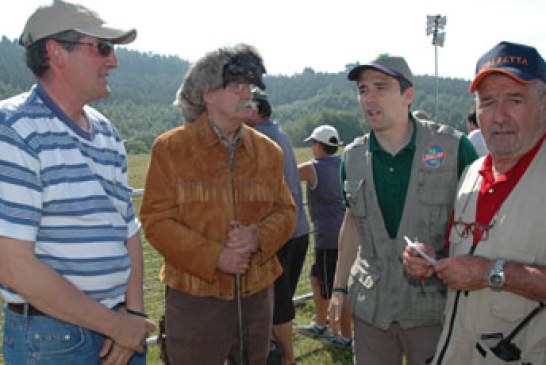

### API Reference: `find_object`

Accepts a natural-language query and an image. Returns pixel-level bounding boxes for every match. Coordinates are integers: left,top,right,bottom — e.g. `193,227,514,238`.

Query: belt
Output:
8,303,45,316
8,302,126,317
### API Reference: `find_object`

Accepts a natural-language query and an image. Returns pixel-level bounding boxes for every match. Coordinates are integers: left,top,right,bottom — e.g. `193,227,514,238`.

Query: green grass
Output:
293,302,354,364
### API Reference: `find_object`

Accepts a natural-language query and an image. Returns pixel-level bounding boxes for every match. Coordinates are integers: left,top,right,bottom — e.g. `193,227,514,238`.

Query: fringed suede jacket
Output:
140,111,296,300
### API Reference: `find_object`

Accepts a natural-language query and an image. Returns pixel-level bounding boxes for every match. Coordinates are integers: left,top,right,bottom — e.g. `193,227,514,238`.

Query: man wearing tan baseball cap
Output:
19,0,136,47
0,1,155,364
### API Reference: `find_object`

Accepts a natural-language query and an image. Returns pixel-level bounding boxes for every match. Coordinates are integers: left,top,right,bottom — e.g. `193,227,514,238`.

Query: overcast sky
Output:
1,0,545,80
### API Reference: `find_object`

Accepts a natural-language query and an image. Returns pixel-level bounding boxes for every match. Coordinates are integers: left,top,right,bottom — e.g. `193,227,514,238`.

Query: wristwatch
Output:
488,259,505,291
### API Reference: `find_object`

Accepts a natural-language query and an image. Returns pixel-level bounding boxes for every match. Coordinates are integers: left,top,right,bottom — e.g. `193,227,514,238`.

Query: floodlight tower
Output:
426,15,446,120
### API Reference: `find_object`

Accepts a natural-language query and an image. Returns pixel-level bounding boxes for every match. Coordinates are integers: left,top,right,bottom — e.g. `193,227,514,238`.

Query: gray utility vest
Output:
344,119,462,330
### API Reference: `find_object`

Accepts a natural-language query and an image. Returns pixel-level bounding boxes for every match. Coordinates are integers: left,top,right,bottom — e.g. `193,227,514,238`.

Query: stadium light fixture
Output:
426,15,447,119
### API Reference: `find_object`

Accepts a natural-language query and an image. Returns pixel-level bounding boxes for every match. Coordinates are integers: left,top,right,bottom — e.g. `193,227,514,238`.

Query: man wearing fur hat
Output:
140,44,297,364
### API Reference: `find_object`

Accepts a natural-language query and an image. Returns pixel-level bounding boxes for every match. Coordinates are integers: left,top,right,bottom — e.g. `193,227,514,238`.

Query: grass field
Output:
128,149,354,364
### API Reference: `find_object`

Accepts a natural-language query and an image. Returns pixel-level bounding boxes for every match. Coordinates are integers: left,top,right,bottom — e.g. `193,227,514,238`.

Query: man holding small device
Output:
403,41,546,364
330,54,477,365
404,236,436,266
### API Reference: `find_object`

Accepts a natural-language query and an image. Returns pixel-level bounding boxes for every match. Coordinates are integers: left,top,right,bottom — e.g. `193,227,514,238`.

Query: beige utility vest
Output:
433,142,546,365
344,120,461,330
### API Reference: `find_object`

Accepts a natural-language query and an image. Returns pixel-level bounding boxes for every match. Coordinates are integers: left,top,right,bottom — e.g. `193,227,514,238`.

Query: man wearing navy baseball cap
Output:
404,41,546,364
469,41,546,93
330,53,478,365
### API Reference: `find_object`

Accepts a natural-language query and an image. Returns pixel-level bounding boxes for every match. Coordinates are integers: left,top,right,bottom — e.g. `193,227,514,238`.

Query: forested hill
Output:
0,36,474,153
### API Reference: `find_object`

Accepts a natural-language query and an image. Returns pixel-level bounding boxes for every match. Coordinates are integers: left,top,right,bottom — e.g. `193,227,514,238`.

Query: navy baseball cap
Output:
469,41,546,92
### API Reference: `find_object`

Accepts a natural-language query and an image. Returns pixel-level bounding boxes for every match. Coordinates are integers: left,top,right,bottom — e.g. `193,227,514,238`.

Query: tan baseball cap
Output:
19,0,137,47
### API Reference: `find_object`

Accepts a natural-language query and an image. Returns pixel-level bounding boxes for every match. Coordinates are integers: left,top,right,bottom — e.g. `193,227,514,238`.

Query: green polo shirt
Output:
342,117,478,238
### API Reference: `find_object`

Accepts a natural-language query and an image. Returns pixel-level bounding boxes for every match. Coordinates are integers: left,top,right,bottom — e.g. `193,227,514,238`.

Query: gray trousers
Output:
353,315,441,365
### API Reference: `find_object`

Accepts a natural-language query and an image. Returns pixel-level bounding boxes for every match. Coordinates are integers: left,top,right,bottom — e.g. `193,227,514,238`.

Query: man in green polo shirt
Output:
329,54,477,365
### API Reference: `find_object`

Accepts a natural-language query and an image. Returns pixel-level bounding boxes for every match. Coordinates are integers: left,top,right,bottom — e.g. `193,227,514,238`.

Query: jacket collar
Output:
194,111,256,158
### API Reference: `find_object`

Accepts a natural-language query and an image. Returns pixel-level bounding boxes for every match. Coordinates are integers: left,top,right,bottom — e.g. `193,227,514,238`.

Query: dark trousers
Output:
273,234,309,324
165,286,274,365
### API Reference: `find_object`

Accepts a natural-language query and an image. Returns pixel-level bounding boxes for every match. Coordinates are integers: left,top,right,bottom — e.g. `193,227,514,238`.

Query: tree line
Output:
0,36,475,153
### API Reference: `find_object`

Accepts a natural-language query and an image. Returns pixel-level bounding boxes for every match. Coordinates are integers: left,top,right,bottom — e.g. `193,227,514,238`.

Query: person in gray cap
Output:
404,41,546,365
246,88,310,365
329,54,478,365
140,44,296,364
0,1,155,364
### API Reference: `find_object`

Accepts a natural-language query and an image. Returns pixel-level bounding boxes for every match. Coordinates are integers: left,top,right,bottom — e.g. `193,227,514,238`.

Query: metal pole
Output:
235,273,247,365
435,43,439,120
230,162,248,365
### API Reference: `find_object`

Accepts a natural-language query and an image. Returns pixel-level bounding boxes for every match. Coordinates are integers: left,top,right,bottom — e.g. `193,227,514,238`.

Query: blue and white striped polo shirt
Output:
0,84,140,308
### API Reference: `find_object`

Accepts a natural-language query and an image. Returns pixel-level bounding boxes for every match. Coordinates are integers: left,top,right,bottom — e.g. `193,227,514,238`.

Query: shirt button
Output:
389,167,394,172
488,188,494,194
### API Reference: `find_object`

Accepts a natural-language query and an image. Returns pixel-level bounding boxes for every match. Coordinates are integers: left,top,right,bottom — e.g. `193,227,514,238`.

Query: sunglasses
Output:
55,39,114,57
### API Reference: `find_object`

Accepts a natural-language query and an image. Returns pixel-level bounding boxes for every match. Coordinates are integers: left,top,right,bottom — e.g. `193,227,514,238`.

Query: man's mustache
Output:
235,100,257,112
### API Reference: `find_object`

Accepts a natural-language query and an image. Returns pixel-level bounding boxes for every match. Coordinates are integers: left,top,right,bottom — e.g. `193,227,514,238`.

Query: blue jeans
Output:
3,306,147,364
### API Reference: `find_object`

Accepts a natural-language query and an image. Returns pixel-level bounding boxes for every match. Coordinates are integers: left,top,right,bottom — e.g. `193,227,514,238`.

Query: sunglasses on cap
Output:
54,39,114,57
222,53,266,90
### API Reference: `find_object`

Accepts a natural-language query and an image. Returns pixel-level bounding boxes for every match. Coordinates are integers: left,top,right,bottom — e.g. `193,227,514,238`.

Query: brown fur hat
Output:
175,44,266,124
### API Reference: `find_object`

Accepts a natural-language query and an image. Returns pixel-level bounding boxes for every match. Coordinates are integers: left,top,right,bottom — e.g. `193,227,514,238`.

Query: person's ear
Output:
46,40,64,67
202,90,215,104
403,86,415,106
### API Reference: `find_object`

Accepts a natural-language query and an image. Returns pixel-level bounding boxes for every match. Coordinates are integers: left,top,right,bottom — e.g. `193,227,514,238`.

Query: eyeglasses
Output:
55,39,114,57
453,219,496,242
225,81,253,95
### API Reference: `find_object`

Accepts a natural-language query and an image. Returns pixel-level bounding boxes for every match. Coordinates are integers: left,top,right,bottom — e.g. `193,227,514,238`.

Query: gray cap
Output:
19,0,136,47
348,54,413,85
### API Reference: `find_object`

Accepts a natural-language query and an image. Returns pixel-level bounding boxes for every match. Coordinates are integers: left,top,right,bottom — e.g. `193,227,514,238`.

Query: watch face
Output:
489,259,505,290
490,274,503,286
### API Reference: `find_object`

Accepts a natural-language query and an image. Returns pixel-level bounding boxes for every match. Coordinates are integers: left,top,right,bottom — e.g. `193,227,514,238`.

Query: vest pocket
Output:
344,179,366,217
348,260,380,319
475,338,517,365
490,293,531,324
416,169,454,247
417,168,455,205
